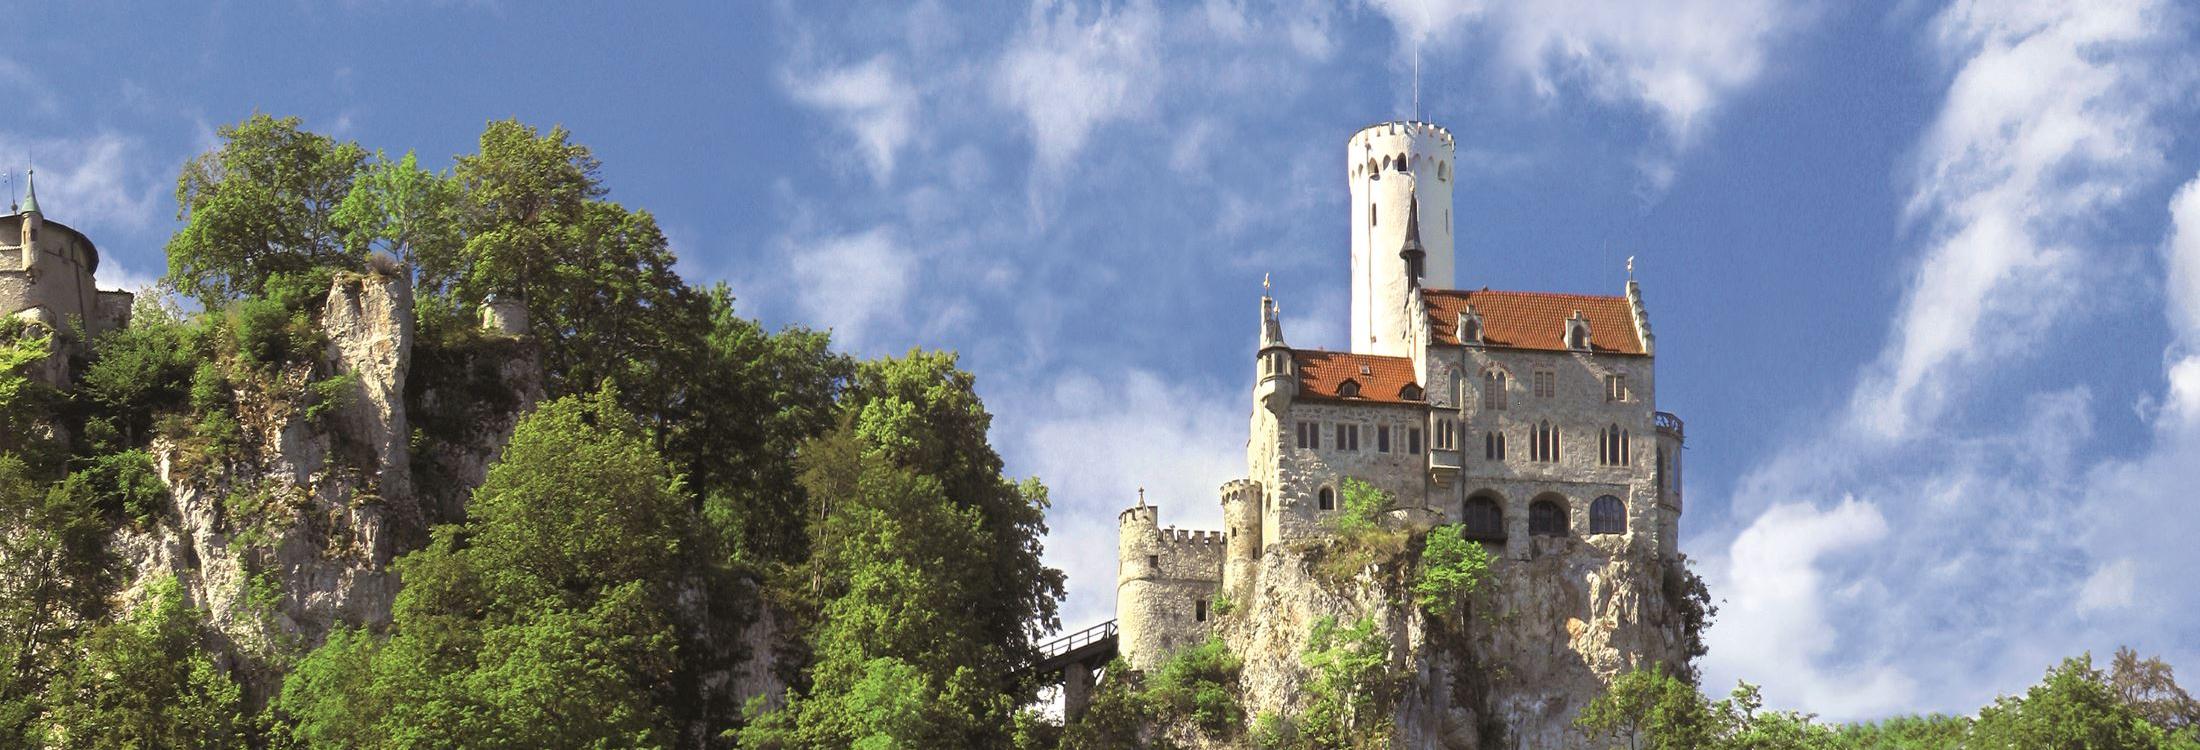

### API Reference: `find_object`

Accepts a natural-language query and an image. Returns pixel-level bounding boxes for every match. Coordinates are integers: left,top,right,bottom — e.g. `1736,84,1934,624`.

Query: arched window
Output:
1532,421,1558,463
1530,496,1568,536
1318,487,1336,511
1483,370,1508,410
1568,324,1589,350
1591,496,1625,534
1464,493,1505,540
1395,152,1409,173
1483,430,1505,461
1599,425,1631,466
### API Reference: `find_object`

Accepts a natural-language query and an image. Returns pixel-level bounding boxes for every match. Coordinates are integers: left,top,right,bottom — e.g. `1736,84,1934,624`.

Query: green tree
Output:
38,575,247,748
1298,615,1394,749
333,150,460,271
277,390,692,748
166,114,366,304
1413,523,1494,614
1575,666,1717,750
1969,655,2170,750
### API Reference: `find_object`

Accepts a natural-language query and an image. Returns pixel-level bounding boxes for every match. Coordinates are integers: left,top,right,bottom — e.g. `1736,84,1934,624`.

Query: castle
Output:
0,171,136,380
1116,121,1686,669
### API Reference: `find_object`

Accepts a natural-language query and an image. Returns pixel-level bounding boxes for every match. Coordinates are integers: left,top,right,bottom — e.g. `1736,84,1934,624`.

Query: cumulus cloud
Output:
0,132,164,233
1702,0,2200,721
1364,0,1813,168
1703,499,1915,717
785,227,917,354
782,55,920,182
993,0,1161,175
1853,0,2184,439
995,370,1244,629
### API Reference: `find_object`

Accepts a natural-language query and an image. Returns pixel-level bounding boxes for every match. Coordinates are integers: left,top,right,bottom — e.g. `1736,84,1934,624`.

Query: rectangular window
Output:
1409,427,1423,454
1337,423,1356,451
1196,598,1209,623
1147,554,1158,568
1534,370,1556,399
1378,426,1392,453
1435,418,1456,450
1350,425,1361,451
1297,421,1319,450
1606,374,1628,402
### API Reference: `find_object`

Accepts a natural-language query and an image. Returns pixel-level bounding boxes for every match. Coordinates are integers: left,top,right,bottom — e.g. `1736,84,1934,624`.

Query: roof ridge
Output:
1424,287,1626,301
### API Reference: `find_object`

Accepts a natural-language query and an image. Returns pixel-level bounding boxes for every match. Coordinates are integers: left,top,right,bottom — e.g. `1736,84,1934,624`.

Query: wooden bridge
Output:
1033,619,1117,720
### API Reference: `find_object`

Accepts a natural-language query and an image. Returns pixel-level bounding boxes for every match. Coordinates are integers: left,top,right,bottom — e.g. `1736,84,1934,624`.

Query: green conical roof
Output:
19,169,37,214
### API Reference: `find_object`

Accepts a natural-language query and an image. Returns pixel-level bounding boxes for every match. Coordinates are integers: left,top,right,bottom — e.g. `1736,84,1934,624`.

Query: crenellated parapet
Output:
1115,494,1226,670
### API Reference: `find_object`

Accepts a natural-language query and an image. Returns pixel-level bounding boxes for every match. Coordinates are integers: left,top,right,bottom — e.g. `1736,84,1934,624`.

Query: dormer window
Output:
1457,307,1483,346
1566,311,1592,351
1399,383,1423,401
1337,379,1361,399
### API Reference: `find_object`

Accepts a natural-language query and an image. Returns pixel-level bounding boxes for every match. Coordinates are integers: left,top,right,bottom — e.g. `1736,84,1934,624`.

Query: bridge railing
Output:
1040,620,1117,662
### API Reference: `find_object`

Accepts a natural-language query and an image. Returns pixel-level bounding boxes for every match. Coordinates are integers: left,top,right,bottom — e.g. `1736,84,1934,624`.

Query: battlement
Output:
1349,120,1455,146
1159,527,1224,547
1119,503,1159,527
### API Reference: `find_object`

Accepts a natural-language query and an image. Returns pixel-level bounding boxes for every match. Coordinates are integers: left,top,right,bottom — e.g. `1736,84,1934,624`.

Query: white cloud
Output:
1702,0,2200,721
783,55,920,183
1702,498,1917,717
0,132,164,233
993,0,1161,175
786,227,917,353
999,370,1244,629
1853,0,2183,439
1364,0,1813,154
2075,559,2136,615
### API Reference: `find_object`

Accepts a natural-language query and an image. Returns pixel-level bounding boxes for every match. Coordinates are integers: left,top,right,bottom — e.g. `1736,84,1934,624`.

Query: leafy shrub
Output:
56,450,169,527
79,318,201,443
303,372,358,424
1413,524,1494,614
1298,615,1394,749
1315,478,1411,586
1145,636,1244,735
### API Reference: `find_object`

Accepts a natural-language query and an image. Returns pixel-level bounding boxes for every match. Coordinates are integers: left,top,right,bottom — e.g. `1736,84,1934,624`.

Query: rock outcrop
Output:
1207,529,1695,749
109,271,538,697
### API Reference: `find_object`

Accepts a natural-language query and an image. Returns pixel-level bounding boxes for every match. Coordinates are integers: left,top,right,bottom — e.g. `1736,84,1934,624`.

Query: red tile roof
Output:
1295,351,1422,405
1424,289,1645,355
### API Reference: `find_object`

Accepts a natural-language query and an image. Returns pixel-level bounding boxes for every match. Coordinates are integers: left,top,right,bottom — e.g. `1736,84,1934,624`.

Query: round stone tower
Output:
1219,479,1262,597
1116,497,1165,670
1348,121,1456,357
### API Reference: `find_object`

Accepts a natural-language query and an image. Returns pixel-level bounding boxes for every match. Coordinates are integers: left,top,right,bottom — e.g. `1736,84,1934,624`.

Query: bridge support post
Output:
1063,660,1096,722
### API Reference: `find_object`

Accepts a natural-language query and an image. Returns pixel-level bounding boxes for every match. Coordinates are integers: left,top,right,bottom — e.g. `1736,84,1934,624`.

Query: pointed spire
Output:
1259,277,1287,351
1399,180,1425,287
19,169,38,215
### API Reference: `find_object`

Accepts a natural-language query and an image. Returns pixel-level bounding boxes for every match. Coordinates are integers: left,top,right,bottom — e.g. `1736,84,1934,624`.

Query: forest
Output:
0,114,2195,749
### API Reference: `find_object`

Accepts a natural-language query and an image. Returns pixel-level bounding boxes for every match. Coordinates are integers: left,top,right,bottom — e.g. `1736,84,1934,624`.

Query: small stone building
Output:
0,172,135,382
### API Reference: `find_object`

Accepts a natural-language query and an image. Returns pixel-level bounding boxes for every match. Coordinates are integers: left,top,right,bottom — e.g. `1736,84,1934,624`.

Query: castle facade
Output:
1116,121,1686,668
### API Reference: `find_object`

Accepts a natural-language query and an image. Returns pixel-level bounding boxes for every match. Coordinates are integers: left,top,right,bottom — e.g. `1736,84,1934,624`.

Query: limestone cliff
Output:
1202,527,1699,749
108,270,540,696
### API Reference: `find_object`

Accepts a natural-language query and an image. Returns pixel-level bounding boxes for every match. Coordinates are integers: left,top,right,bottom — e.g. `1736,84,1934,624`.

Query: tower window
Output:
1484,430,1506,461
1530,496,1568,536
1591,496,1625,535
1531,421,1559,463
1483,371,1509,410
1148,554,1158,568
1533,370,1556,399
1409,427,1423,454
1318,487,1336,511
1378,426,1392,453
1196,598,1209,622
1606,374,1629,402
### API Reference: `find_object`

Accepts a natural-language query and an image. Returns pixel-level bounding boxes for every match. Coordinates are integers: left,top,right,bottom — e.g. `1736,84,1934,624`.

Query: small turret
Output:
17,169,39,270
1256,278,1295,414
1220,479,1263,596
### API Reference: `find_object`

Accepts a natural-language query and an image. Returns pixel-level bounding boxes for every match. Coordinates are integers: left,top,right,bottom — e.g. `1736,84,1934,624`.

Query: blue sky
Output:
14,0,2200,721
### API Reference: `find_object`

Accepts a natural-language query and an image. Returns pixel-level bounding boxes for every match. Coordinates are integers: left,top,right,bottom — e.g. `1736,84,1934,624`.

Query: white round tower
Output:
1348,121,1456,357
